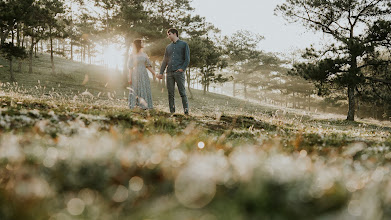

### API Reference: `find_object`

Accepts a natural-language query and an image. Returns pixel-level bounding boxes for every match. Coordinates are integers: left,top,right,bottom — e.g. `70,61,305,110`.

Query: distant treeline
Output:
1,0,391,121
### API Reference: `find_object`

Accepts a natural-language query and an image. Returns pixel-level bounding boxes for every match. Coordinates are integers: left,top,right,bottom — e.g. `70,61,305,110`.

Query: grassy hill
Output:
1,55,391,219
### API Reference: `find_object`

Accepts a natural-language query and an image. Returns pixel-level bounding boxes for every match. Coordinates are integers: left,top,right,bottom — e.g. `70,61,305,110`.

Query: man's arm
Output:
180,42,190,71
159,47,168,75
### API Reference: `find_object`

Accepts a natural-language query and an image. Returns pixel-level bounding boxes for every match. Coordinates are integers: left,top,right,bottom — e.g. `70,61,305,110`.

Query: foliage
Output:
276,0,391,121
224,30,265,75
194,37,228,93
223,30,288,98
0,43,27,61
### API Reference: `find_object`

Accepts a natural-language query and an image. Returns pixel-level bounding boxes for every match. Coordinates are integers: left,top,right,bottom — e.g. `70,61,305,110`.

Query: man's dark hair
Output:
167,28,179,37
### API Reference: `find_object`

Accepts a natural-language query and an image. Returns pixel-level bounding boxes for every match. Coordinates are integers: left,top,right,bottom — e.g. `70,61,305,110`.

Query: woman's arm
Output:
128,69,132,85
146,66,156,77
128,55,133,85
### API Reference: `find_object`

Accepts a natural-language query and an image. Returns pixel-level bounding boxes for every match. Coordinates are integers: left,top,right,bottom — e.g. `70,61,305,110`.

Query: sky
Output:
191,0,330,54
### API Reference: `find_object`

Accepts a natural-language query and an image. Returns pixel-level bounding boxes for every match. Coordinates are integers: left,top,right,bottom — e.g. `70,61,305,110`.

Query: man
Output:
157,28,190,115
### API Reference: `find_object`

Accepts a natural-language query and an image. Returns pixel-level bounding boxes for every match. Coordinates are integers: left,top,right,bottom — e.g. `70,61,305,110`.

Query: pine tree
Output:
276,0,391,121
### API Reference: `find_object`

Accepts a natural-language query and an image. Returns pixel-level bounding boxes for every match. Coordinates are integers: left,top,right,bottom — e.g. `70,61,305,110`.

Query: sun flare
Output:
100,44,125,71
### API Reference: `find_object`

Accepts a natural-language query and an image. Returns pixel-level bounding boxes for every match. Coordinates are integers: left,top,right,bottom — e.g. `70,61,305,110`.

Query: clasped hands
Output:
156,69,183,80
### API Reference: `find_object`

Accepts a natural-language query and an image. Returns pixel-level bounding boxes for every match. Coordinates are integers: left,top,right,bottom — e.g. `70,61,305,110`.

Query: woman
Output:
128,39,157,109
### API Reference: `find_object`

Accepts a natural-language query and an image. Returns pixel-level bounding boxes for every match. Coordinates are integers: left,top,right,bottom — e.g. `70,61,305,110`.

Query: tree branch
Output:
352,0,383,27
358,60,391,69
291,13,347,42
365,76,391,84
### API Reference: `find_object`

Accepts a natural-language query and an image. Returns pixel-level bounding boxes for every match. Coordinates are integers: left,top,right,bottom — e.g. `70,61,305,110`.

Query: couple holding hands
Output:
127,28,190,115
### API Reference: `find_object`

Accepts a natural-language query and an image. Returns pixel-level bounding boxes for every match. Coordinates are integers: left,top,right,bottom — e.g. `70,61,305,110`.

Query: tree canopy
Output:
276,0,391,121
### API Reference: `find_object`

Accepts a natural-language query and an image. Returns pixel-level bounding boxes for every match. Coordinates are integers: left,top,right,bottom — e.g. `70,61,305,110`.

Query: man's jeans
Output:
166,71,189,114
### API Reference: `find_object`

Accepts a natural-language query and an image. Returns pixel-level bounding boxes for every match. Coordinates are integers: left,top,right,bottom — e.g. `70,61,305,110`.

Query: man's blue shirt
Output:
160,39,190,75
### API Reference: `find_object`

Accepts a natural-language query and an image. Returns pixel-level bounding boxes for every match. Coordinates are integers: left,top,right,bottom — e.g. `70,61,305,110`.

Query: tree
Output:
196,37,228,94
24,2,48,74
0,0,32,79
0,0,10,46
0,43,27,81
147,0,193,34
63,0,84,61
185,19,219,98
223,30,265,97
41,0,66,74
110,0,152,82
93,0,116,45
276,0,391,121
76,12,98,64
187,37,205,98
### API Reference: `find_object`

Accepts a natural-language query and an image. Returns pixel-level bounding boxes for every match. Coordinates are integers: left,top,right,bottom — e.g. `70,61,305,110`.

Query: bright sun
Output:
101,44,125,72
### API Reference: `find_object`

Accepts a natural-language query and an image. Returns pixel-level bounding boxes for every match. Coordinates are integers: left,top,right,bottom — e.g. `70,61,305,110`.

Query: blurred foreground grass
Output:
1,55,391,219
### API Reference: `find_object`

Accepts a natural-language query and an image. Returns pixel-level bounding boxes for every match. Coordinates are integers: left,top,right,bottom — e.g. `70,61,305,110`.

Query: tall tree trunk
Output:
186,68,193,99
29,37,34,74
21,31,25,48
88,44,91,64
203,74,207,95
0,27,4,47
70,40,73,60
11,29,14,44
233,81,236,97
347,40,358,121
244,82,247,99
50,28,55,74
34,42,37,57
15,24,20,72
16,23,20,47
83,45,86,64
10,58,15,82
347,84,356,121
346,30,358,121
81,45,84,63
62,39,65,55
18,58,23,72
1,28,9,46
17,23,23,72
285,95,288,107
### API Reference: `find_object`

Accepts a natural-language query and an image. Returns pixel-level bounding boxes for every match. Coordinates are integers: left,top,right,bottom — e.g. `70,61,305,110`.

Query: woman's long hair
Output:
133,39,143,53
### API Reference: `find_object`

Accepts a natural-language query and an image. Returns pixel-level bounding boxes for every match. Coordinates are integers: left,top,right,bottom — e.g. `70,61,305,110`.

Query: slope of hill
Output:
1,55,391,219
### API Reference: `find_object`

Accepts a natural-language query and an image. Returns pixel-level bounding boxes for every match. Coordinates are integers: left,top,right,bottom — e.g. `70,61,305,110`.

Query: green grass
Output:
1,54,391,219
